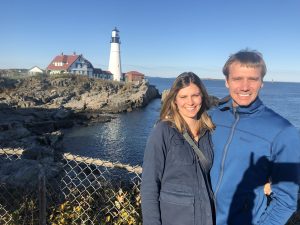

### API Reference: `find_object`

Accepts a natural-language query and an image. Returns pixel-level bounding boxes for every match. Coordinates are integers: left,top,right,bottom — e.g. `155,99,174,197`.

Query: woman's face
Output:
175,83,202,121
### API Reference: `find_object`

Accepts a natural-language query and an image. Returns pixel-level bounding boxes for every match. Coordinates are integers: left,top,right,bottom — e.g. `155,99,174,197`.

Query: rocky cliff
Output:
0,74,160,187
0,74,160,112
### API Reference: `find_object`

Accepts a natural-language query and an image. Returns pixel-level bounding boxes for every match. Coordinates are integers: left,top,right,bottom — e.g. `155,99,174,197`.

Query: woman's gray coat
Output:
141,121,215,225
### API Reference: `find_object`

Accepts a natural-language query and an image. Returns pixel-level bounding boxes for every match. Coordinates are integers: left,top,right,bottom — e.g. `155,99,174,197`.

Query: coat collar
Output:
218,95,264,115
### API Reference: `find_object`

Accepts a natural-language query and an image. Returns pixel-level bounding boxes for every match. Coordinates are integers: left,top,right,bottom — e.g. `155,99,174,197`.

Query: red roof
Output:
47,54,80,70
125,71,144,76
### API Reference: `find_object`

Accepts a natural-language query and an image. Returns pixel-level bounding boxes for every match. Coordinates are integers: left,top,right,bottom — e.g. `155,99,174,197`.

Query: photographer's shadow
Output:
227,153,300,225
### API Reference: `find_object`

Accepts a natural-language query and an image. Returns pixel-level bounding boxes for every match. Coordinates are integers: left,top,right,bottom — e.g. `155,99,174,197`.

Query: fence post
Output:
38,164,47,225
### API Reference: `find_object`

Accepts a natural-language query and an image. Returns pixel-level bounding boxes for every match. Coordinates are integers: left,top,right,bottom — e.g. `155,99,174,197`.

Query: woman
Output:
141,72,215,225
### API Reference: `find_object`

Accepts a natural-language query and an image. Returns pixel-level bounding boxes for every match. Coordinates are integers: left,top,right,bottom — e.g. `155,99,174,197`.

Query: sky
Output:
1,0,300,82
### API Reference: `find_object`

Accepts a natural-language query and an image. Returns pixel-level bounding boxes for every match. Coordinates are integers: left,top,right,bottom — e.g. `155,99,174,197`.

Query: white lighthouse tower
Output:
108,27,122,81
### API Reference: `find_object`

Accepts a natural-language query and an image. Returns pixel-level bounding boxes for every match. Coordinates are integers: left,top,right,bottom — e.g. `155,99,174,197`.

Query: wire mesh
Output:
0,148,142,225
1,148,299,225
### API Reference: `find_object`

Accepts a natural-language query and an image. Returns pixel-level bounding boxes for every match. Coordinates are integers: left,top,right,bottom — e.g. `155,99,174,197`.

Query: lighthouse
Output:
108,27,122,81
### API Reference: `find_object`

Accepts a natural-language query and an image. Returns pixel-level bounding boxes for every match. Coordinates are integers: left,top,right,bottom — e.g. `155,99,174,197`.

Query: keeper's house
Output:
125,71,145,83
93,68,113,80
28,66,44,75
46,52,93,76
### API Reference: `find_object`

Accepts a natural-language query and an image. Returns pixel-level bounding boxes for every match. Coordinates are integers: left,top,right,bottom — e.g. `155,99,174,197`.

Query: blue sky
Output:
1,0,299,82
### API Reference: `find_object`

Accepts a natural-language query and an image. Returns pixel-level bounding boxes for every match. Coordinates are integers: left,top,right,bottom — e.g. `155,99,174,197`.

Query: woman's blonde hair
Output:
160,72,215,134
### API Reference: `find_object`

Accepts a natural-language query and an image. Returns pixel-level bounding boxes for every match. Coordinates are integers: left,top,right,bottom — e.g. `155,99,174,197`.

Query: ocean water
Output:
63,77,300,166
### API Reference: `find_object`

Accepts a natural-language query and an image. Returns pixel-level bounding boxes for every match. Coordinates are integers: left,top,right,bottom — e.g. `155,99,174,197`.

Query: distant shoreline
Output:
146,76,300,84
1,69,299,83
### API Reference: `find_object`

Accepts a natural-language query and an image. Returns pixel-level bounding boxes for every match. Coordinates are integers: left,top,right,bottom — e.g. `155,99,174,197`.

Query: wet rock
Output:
0,74,160,187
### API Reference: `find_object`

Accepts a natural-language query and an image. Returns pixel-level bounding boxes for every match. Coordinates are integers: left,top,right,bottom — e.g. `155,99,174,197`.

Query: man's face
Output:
226,62,263,107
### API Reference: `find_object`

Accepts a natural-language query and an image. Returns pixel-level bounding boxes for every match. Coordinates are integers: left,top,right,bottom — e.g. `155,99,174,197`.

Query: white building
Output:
108,27,122,81
47,52,93,76
28,66,44,75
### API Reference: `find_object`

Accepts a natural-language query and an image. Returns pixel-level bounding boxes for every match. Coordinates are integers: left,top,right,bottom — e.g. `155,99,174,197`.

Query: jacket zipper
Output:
214,111,240,199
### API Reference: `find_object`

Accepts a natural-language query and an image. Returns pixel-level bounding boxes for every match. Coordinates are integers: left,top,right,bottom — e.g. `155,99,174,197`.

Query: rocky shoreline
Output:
0,74,160,187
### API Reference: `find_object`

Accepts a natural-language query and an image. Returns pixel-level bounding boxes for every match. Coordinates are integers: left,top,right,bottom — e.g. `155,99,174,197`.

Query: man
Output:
210,49,300,225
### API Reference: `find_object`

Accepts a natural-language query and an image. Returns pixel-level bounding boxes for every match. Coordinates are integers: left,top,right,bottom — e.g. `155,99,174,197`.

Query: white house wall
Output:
69,57,93,76
29,66,43,74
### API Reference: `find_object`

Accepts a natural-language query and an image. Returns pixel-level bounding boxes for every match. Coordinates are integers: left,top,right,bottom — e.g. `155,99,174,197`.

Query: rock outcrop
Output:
0,74,160,187
0,74,160,112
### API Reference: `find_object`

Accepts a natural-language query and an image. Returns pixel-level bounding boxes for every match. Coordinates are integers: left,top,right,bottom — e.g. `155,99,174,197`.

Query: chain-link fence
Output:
0,148,142,225
1,147,300,225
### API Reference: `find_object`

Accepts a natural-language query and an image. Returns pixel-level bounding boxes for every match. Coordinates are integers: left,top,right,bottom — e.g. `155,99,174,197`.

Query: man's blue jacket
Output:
209,97,300,225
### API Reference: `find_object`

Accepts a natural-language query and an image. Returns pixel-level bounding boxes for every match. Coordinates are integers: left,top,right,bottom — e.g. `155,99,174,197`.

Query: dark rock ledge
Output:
0,74,160,187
